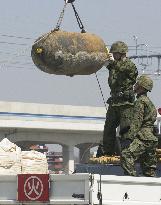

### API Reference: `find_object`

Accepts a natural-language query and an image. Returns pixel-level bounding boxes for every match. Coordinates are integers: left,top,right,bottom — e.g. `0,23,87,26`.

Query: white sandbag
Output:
21,150,48,174
0,138,21,154
0,138,21,174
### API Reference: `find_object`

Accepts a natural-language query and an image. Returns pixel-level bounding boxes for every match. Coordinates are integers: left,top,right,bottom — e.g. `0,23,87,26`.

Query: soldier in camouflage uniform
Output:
121,75,158,177
102,41,138,156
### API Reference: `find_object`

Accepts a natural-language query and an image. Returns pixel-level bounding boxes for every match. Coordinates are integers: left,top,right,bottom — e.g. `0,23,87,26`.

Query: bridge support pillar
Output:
78,143,91,164
62,145,74,174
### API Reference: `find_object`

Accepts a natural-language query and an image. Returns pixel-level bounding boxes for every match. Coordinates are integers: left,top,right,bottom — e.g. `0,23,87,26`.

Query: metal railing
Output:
157,115,161,135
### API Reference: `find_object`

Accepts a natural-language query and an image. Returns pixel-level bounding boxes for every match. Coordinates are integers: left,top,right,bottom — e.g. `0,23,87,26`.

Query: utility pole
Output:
133,35,138,55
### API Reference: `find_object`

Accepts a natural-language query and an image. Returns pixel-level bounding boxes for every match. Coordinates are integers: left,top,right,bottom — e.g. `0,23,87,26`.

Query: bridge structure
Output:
0,101,106,173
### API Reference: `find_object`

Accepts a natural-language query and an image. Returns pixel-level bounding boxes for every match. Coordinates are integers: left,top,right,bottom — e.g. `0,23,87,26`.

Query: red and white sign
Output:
18,174,49,202
158,108,161,115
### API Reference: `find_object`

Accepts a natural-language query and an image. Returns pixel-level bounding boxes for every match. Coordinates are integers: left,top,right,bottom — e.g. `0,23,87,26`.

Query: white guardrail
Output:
157,114,161,135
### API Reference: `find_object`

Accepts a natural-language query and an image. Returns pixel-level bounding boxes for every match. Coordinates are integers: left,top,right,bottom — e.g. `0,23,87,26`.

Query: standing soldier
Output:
121,75,158,177
101,41,138,156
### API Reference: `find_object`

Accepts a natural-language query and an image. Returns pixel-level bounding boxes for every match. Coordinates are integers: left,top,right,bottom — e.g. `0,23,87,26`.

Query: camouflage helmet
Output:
110,41,128,53
137,75,153,91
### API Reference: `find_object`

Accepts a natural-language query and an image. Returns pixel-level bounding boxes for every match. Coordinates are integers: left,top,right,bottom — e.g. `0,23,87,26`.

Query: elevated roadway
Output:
0,101,160,173
0,101,106,173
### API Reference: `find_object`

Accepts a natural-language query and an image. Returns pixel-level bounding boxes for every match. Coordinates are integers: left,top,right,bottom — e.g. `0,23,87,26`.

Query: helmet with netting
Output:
110,41,128,53
137,75,153,91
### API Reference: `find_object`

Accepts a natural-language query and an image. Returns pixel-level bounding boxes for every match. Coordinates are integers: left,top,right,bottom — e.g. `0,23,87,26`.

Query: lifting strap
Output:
71,2,86,33
95,73,108,111
54,0,86,33
54,1,68,31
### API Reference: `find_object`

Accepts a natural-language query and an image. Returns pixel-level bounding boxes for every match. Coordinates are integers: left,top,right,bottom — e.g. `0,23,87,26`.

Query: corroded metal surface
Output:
31,30,108,76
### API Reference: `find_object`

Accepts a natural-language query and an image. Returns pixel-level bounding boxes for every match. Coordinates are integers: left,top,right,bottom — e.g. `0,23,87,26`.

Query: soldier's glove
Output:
120,139,132,150
104,53,114,67
153,125,159,136
106,97,112,104
108,53,114,61
119,126,130,136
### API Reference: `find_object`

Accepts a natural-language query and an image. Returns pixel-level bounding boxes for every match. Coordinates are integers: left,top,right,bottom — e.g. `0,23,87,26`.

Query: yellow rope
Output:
89,149,161,164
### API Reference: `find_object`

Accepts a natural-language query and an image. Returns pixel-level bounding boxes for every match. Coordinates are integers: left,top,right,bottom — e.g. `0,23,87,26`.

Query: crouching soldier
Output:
120,75,158,177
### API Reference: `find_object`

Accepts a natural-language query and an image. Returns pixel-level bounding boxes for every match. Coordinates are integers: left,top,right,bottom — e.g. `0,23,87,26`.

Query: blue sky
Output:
0,0,161,108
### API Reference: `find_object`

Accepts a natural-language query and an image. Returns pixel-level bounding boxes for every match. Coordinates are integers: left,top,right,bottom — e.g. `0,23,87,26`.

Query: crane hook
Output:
65,0,75,3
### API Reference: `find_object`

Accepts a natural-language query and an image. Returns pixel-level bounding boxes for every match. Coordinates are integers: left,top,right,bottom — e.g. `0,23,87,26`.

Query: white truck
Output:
1,173,161,205
0,110,161,205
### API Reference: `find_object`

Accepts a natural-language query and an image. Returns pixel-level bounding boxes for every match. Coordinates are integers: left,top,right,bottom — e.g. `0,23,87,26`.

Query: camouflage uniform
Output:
121,75,158,177
103,41,138,155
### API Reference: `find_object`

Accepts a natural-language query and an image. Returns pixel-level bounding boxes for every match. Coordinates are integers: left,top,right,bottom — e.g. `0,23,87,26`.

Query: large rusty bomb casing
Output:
31,31,108,76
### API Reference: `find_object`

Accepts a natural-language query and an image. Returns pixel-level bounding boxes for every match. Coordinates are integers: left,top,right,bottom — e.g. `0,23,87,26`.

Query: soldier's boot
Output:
143,169,156,177
104,151,115,156
96,143,116,157
123,169,136,176
103,143,116,156
96,144,104,157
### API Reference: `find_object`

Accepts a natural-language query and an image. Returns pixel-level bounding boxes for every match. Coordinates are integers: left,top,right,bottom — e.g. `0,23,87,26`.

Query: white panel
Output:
93,175,161,204
0,175,17,201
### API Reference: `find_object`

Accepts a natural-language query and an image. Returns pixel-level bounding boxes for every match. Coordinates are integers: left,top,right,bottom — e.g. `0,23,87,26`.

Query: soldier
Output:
121,75,158,177
101,41,138,156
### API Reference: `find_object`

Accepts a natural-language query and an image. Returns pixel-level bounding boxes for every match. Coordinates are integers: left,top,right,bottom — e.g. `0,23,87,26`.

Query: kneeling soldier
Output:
121,75,158,177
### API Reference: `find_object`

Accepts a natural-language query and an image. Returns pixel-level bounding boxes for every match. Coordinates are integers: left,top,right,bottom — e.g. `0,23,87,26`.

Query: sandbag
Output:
21,150,48,174
31,30,108,76
0,138,21,174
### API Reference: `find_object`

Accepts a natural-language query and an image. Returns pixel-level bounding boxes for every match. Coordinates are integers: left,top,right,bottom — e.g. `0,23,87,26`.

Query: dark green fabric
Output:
103,104,134,155
121,93,158,176
121,138,158,176
124,94,157,141
103,58,138,155
107,58,138,106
